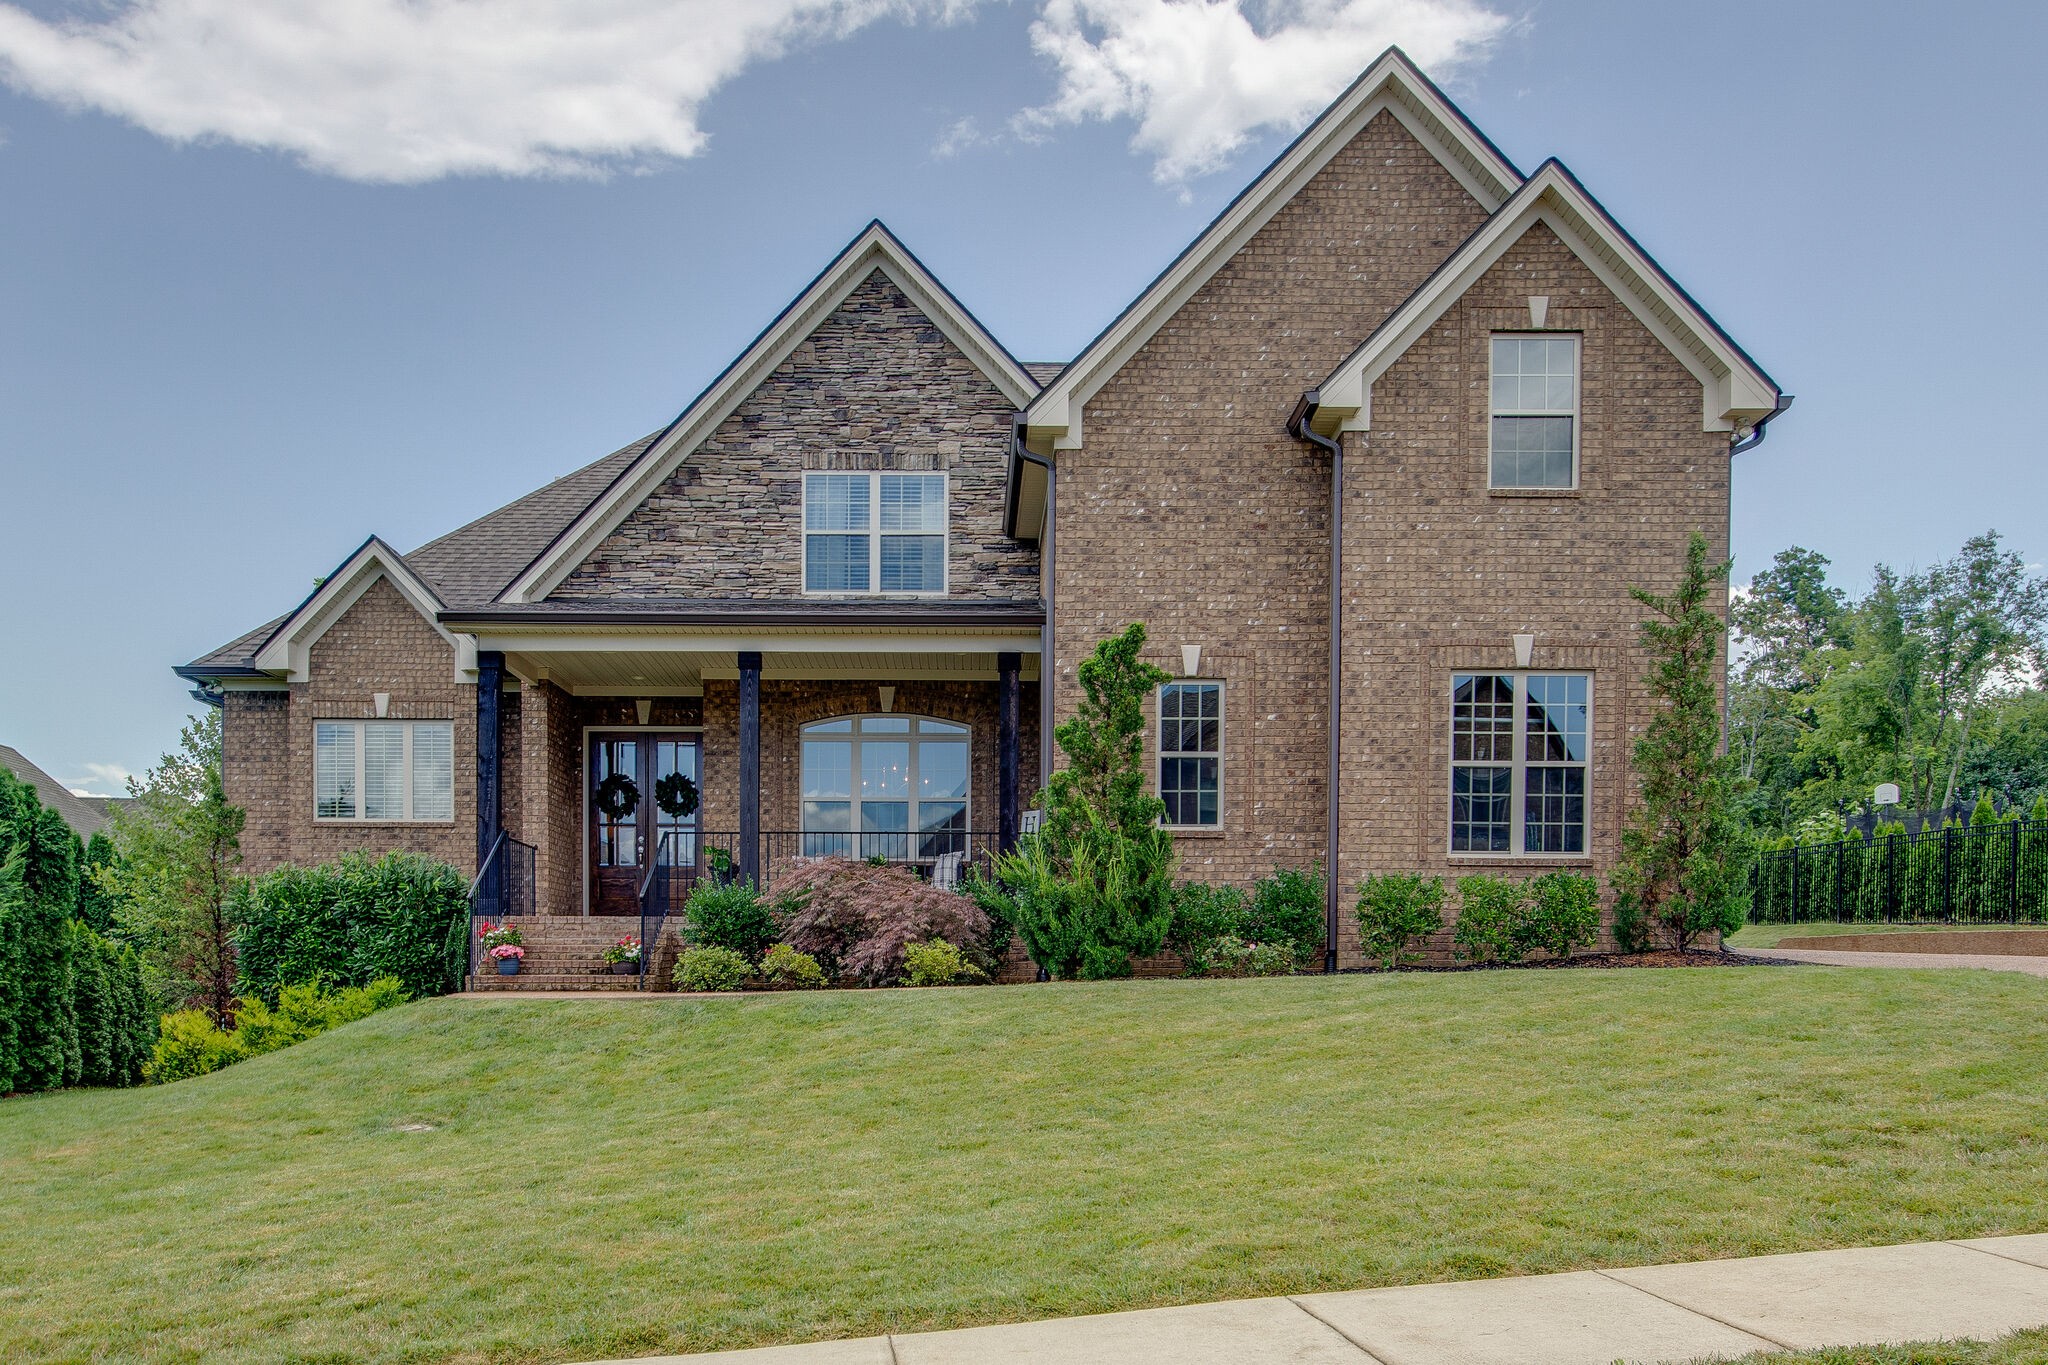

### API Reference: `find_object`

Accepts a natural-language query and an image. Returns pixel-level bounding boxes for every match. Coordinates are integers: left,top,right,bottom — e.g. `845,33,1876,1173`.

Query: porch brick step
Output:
468,972,646,991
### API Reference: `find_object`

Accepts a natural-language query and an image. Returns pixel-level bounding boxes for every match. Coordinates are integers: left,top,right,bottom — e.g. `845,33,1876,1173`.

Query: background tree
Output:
104,712,246,1018
0,768,83,1090
1612,533,1750,951
995,623,1177,979
76,830,120,932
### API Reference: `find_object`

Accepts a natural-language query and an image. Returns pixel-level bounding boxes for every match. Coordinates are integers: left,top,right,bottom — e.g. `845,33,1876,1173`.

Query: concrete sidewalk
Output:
587,1235,2048,1365
1739,948,2048,977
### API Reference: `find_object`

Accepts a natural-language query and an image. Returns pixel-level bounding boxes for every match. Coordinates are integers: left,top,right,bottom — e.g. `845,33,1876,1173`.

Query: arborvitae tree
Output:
1611,534,1752,950
995,623,1178,979
0,769,82,1091
77,831,120,931
69,923,114,1085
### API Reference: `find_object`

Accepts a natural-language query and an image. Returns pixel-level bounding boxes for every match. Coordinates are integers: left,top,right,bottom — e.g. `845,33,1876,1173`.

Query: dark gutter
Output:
172,663,272,681
1729,394,1795,455
439,604,1046,631
1287,391,1343,975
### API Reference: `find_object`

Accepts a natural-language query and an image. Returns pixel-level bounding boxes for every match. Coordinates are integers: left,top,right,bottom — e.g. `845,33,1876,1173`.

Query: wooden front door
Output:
588,732,701,915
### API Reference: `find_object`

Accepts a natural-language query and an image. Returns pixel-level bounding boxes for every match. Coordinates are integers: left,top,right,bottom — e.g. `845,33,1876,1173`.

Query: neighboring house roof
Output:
0,746,126,838
1021,47,1522,455
497,220,1042,605
1305,159,1783,438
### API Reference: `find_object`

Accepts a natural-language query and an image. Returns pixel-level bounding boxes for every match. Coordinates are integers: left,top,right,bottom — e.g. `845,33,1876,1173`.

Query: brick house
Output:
176,50,1784,972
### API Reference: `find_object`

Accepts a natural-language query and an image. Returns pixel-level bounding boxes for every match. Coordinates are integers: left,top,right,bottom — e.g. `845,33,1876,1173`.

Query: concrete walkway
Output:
585,1235,2048,1365
1739,947,2048,977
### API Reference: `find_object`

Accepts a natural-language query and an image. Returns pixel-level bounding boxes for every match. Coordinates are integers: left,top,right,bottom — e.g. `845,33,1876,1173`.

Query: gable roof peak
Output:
499,220,1038,604
1021,47,1522,453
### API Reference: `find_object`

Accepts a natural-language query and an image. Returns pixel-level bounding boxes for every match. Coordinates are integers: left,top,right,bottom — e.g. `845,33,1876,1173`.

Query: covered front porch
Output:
458,603,1044,923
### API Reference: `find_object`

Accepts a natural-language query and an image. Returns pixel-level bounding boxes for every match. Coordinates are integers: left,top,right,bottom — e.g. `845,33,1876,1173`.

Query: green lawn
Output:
6,969,2048,1364
1719,1328,2048,1364
1728,922,2048,949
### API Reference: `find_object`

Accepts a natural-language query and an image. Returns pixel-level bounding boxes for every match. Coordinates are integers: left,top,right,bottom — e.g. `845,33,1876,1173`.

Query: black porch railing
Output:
1748,818,2048,926
466,832,535,979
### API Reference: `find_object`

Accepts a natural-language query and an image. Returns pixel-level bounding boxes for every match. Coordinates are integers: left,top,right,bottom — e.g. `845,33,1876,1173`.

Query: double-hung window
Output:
1158,681,1222,827
1450,673,1588,854
1489,334,1579,489
803,472,946,594
315,720,454,822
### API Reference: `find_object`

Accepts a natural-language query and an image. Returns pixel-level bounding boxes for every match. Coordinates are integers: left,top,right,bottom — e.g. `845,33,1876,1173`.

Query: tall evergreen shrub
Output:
0,770,81,1091
235,853,467,1003
994,624,1177,979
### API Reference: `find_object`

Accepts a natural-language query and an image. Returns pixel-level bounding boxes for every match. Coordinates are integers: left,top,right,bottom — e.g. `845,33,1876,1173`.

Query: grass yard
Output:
1723,1328,2048,1363
6,968,2048,1364
1727,922,2048,949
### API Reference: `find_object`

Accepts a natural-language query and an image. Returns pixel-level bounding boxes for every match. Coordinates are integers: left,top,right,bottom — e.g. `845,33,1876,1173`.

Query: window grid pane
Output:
879,534,944,592
1490,333,1577,489
1448,674,1590,855
1158,682,1221,827
411,723,454,821
362,723,406,820
806,534,870,592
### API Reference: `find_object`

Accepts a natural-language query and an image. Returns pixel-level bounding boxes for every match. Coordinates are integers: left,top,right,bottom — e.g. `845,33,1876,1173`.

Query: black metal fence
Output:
1748,818,2048,925
465,833,535,978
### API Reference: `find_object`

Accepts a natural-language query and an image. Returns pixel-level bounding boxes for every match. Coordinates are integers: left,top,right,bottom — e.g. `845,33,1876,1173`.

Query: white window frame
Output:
1488,333,1581,490
1156,680,1224,830
1446,672,1591,857
801,471,949,597
798,714,972,858
313,719,455,823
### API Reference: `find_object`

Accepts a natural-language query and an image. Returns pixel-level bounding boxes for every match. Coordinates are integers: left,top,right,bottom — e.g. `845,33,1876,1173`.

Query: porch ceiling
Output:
504,647,1040,694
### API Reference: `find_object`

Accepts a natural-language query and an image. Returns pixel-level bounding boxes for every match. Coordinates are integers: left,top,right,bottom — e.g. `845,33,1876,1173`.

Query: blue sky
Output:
2,0,2043,794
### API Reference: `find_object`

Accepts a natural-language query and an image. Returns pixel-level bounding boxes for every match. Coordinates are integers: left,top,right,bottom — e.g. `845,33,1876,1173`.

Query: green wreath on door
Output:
594,772,640,820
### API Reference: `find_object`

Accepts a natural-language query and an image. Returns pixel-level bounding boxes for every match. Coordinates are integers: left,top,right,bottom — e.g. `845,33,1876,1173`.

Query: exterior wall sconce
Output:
878,685,896,714
373,692,389,718
1181,644,1202,677
635,698,652,726
1512,633,1536,668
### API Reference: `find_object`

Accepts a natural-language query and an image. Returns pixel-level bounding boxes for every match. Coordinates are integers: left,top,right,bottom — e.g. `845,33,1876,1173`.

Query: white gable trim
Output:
501,223,1038,604
1310,160,1781,437
253,537,472,683
1021,48,1521,455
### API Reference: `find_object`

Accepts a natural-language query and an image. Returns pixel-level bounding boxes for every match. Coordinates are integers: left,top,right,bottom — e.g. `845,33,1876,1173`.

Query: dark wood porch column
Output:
738,651,761,886
475,650,504,913
997,651,1021,852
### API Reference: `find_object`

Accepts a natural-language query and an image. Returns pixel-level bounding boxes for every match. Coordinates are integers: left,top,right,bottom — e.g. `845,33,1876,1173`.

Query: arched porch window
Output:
800,715,969,860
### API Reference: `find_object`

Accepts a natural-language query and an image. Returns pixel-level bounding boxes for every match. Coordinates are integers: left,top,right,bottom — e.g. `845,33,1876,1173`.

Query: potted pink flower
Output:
600,936,642,975
478,921,526,976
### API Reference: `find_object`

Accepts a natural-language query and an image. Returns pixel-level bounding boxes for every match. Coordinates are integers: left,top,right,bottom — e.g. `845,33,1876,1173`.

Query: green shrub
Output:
756,943,827,990
67,924,153,1087
683,881,778,961
992,625,1177,979
1165,881,1249,976
1247,861,1326,966
675,945,752,992
901,938,989,987
1355,874,1445,969
145,977,408,1083
145,1010,243,1082
773,859,992,986
954,866,1017,969
234,852,465,1004
1200,934,1298,978
1525,871,1601,960
1453,876,1532,963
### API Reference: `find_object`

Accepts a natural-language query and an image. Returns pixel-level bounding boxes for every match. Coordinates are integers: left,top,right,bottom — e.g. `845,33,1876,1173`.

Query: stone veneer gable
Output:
553,270,1039,601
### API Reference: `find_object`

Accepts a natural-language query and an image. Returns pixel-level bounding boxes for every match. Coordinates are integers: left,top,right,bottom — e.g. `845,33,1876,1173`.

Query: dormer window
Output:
804,472,947,594
1489,335,1579,489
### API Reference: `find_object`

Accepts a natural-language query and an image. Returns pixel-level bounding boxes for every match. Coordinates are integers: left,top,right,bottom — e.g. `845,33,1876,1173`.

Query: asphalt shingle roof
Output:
0,746,127,838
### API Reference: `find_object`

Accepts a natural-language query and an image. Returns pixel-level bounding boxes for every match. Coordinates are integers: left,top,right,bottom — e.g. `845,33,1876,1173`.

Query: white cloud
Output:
0,0,1509,186
0,0,980,183
67,762,135,797
1017,0,1510,184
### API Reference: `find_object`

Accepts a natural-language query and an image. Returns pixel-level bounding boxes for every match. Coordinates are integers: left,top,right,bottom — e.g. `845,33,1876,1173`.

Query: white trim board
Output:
1309,161,1781,437
1021,48,1521,455
252,537,474,684
501,222,1039,605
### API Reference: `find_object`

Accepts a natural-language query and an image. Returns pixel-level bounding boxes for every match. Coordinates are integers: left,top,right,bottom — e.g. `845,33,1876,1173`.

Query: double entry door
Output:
588,731,701,915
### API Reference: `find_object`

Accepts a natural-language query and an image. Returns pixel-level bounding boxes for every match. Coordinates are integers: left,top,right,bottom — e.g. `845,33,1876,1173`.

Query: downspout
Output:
1288,391,1342,974
1723,395,1792,748
1013,413,1055,789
